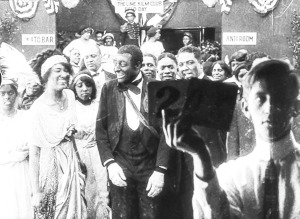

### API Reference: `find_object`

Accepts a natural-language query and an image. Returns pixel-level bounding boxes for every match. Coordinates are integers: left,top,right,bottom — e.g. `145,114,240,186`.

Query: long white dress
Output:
75,100,110,219
0,110,34,219
29,89,87,219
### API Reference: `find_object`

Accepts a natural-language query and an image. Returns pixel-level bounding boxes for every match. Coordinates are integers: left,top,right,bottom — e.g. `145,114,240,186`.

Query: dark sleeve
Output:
155,128,171,168
95,83,114,165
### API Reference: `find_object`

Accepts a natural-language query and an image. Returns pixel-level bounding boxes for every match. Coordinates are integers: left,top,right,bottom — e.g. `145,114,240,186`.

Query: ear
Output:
241,98,251,120
135,61,142,70
291,99,300,117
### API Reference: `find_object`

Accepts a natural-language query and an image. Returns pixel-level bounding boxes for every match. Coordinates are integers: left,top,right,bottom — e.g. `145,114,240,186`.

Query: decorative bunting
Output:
9,0,39,19
220,0,232,14
248,0,280,16
201,0,218,7
43,0,59,14
61,0,80,9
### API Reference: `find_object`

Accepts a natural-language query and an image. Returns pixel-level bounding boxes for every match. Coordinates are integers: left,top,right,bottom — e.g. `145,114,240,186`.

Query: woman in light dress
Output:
0,77,33,219
29,55,87,218
70,70,111,219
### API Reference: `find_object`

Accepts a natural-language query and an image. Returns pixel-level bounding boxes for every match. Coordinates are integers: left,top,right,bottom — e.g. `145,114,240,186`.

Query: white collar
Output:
132,71,142,83
252,132,299,161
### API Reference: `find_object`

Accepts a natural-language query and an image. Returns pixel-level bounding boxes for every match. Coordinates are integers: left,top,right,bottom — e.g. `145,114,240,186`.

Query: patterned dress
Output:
29,89,87,219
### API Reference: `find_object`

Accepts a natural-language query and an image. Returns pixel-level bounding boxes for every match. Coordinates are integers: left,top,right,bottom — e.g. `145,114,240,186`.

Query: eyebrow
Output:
161,65,174,68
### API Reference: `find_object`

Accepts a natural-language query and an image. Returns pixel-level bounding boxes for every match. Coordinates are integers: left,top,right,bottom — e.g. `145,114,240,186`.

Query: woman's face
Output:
81,32,91,40
183,36,191,46
0,85,17,109
105,37,113,46
47,64,70,91
157,57,177,81
75,79,93,101
212,63,227,82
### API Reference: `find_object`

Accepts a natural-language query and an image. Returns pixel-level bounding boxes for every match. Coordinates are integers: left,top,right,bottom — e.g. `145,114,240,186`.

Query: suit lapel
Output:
115,83,125,130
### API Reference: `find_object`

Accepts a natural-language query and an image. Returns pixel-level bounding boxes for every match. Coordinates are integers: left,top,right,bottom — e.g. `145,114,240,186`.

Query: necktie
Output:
263,158,279,219
118,77,143,95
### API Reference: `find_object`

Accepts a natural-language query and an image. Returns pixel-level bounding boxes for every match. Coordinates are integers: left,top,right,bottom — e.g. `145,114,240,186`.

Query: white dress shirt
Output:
125,72,143,131
193,132,300,219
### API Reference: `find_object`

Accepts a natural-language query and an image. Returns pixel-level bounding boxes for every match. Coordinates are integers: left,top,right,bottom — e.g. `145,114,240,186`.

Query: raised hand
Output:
162,109,215,181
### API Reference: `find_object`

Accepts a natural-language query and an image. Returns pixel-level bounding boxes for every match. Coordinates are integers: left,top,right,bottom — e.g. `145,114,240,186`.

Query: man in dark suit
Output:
95,45,170,219
81,45,116,101
177,45,210,80
165,45,226,219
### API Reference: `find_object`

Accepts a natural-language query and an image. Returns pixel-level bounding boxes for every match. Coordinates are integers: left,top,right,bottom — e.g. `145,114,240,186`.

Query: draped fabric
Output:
0,110,33,219
75,100,111,219
29,89,87,219
106,0,179,27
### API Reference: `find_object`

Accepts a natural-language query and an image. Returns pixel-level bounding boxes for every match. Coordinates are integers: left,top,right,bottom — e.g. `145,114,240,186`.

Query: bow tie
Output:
118,77,143,95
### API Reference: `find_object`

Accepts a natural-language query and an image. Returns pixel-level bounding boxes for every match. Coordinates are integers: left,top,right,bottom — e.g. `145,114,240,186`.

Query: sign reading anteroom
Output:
223,32,257,45
22,34,55,46
114,0,164,14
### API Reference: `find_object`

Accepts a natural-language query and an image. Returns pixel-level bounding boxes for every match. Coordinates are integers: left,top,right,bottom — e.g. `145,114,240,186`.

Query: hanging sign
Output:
114,0,164,14
223,32,257,45
22,34,55,45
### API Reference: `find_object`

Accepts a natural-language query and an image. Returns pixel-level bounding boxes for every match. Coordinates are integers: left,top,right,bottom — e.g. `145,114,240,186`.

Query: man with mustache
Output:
96,45,170,219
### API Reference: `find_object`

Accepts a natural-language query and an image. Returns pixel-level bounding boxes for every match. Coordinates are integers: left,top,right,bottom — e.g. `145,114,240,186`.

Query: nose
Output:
180,63,189,71
82,84,88,91
163,67,171,74
61,71,70,79
263,97,273,115
3,93,10,99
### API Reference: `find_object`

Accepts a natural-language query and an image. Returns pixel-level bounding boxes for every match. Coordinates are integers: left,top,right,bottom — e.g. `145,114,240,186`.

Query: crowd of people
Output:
1,9,300,219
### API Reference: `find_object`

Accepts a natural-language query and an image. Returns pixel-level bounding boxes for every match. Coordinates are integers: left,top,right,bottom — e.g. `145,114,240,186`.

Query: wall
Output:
222,0,299,60
0,1,56,60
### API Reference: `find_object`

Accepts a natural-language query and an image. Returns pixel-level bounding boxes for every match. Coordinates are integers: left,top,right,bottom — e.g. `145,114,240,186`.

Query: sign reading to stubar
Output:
22,34,55,46
115,0,164,14
223,32,257,45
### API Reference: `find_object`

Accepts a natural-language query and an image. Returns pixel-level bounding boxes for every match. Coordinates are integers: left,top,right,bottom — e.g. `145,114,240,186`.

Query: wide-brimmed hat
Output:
77,26,94,36
102,33,115,41
125,8,136,18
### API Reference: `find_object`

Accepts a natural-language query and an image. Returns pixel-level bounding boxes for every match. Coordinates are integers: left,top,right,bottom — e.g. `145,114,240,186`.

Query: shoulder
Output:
104,78,118,90
65,88,75,99
89,39,97,44
104,70,117,80
217,153,258,182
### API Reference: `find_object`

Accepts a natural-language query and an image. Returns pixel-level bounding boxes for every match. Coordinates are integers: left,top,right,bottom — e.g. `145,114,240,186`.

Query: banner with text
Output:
114,0,164,14
223,32,257,46
22,34,55,46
